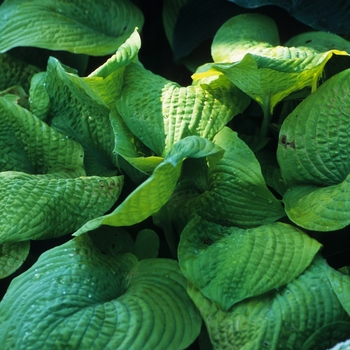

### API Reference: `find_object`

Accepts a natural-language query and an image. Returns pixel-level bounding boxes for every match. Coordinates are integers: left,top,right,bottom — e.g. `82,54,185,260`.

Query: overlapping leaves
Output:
0,234,202,349
193,13,348,136
178,216,321,311
278,69,350,231
167,127,284,229
188,255,350,349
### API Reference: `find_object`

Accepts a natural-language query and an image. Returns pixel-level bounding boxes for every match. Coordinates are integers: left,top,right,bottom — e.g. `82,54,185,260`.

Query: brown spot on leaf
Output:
280,135,296,149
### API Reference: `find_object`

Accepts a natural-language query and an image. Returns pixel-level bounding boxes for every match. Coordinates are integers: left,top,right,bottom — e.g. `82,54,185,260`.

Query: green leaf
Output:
46,57,118,176
116,63,250,156
28,72,51,121
0,171,123,244
277,68,350,187
0,96,84,174
188,255,350,349
0,241,30,279
74,136,223,235
0,235,202,349
168,127,284,229
179,216,322,311
193,13,348,116
71,28,142,108
0,53,40,92
283,176,350,231
0,0,144,56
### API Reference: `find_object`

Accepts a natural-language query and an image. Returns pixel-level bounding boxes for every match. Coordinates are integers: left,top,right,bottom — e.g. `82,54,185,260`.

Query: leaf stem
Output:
260,102,272,137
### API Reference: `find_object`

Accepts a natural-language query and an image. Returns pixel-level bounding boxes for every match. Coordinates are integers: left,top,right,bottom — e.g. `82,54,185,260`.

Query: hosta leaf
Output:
0,0,144,56
277,68,350,187
46,57,118,176
193,13,348,116
168,127,284,229
74,136,223,235
72,29,142,108
28,72,51,121
0,235,202,349
133,229,160,260
283,177,350,231
0,96,84,174
178,216,321,311
0,171,123,244
116,63,250,156
0,53,40,91
0,241,30,279
188,255,350,349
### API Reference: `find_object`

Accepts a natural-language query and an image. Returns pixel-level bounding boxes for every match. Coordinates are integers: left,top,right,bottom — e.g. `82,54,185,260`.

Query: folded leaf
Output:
179,216,322,311
74,136,223,235
29,72,51,121
0,0,144,56
0,241,30,279
0,96,84,174
46,58,118,176
0,172,123,244
0,235,202,349
188,255,350,349
116,63,250,156
168,127,284,229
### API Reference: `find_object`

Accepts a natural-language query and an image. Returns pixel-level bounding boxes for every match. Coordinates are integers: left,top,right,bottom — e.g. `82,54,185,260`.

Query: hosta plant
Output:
1,1,350,349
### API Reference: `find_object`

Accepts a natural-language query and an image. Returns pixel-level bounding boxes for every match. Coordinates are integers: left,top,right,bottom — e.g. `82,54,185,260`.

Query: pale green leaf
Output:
179,216,321,311
46,57,118,176
0,241,30,279
116,63,250,156
68,29,142,108
0,235,201,349
74,136,223,235
277,68,350,187
0,171,123,244
283,176,350,231
193,13,348,115
188,255,350,350
0,0,144,56
0,96,85,174
168,127,284,229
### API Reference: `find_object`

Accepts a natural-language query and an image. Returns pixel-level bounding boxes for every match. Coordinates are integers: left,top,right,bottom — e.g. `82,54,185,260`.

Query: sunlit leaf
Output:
0,0,144,56
74,136,223,235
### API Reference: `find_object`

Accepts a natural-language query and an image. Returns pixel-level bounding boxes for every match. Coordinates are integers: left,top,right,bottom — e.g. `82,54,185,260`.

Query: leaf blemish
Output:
280,135,295,149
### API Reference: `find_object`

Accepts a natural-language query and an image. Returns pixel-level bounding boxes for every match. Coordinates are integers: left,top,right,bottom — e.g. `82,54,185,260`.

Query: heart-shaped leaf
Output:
0,234,202,349
0,0,144,56
178,216,322,311
187,255,350,349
